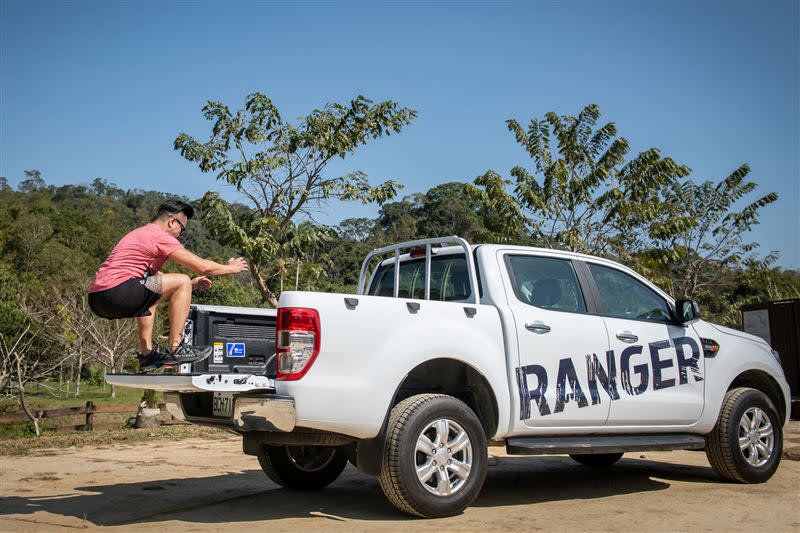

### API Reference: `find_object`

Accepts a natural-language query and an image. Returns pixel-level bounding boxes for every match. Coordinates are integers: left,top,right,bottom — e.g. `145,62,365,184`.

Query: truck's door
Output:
584,261,705,426
501,252,612,428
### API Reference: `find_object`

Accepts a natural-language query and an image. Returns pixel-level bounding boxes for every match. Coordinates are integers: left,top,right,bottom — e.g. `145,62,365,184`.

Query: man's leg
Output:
136,304,157,354
163,274,192,350
136,273,192,353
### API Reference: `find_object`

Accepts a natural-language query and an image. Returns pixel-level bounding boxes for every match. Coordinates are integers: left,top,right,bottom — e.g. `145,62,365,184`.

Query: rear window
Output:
368,254,471,301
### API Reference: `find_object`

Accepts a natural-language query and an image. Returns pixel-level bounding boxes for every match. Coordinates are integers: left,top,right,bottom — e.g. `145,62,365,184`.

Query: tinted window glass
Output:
369,255,472,301
506,255,586,313
588,263,672,323
371,260,422,298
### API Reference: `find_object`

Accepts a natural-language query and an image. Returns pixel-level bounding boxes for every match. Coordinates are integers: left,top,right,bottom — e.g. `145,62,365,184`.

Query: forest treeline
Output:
1,171,797,335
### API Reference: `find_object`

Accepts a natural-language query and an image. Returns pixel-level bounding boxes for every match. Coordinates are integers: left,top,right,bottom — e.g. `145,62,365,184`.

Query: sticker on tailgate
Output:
226,342,246,358
213,342,224,364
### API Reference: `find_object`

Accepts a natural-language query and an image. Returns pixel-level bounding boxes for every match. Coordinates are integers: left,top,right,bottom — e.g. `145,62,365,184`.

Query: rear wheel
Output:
378,394,488,518
569,452,623,467
706,387,783,483
257,444,348,490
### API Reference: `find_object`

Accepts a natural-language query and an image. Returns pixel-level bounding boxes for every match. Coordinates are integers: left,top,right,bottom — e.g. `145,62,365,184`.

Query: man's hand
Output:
228,257,249,274
192,276,212,291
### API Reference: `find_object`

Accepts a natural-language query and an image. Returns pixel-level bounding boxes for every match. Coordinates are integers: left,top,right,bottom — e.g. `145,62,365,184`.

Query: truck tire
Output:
378,394,488,518
257,444,348,490
705,387,783,483
569,453,623,467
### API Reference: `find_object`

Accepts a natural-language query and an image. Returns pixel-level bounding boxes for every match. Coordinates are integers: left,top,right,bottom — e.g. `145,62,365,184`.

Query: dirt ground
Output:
1,427,799,532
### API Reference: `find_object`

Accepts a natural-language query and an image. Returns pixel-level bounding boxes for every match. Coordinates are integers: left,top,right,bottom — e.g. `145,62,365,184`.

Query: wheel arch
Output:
391,357,500,440
355,357,500,477
728,369,787,425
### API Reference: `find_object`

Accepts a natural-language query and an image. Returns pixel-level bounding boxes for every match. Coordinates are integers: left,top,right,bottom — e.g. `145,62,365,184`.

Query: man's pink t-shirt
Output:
89,223,184,292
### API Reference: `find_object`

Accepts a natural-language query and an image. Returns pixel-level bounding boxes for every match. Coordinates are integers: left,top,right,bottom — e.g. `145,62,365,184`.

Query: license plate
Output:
212,392,235,417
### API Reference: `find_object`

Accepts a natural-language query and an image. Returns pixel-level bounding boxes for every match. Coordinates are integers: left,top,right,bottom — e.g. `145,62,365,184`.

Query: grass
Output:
0,424,234,456
1,380,167,440
0,381,233,452
0,381,161,414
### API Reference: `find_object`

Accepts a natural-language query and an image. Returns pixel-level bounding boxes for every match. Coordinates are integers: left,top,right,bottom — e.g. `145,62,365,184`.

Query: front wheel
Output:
257,444,348,490
706,387,783,483
378,394,488,518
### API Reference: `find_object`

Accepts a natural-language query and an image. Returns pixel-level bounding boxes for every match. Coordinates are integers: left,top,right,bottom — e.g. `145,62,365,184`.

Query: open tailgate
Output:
105,373,275,393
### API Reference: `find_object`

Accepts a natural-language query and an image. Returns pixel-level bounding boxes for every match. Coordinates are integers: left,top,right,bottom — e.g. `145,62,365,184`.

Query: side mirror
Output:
675,299,701,325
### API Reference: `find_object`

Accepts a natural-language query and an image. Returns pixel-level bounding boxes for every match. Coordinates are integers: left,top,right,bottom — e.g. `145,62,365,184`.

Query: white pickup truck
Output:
109,237,791,518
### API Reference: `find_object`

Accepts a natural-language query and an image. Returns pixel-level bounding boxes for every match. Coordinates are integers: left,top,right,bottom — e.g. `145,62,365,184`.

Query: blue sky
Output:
2,1,798,267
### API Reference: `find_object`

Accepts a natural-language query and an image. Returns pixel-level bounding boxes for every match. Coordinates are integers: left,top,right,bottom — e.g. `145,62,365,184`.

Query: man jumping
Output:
88,200,249,369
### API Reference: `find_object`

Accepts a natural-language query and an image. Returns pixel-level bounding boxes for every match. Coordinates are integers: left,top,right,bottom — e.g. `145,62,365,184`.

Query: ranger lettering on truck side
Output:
107,236,791,519
516,336,703,419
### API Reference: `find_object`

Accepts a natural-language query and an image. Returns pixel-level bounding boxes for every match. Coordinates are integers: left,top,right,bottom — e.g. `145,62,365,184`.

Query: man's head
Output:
152,200,194,238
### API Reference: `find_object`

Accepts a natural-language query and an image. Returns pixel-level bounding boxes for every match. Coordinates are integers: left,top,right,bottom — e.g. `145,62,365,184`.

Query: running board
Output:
506,434,706,456
105,373,275,393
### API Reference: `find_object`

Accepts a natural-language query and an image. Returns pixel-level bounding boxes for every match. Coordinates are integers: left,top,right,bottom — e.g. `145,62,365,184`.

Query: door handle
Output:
616,330,639,343
525,321,551,334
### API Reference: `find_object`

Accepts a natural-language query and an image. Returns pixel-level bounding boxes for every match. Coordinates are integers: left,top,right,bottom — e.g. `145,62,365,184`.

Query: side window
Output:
369,255,472,301
506,255,587,313
588,263,672,323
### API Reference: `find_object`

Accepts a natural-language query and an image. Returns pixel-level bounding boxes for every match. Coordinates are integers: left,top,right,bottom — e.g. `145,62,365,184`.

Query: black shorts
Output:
88,277,161,319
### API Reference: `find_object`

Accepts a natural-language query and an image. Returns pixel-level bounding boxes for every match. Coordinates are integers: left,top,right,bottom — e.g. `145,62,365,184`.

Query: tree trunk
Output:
295,259,300,290
14,357,40,436
134,405,160,429
75,351,83,398
111,370,117,399
250,262,279,308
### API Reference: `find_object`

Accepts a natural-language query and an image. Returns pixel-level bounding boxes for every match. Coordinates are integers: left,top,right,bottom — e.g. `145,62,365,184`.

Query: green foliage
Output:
467,104,691,256
376,194,425,243
643,164,779,300
175,92,417,306
0,264,25,338
191,275,262,307
140,389,158,408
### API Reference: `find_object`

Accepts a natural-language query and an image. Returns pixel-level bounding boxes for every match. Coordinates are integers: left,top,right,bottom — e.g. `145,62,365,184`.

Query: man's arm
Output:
169,249,248,276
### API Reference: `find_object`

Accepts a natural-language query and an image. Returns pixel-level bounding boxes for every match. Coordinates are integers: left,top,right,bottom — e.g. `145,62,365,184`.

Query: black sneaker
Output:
137,347,170,371
166,343,213,365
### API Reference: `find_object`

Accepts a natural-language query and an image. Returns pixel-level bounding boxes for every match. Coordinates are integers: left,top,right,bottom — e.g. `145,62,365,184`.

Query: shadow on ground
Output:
1,456,720,526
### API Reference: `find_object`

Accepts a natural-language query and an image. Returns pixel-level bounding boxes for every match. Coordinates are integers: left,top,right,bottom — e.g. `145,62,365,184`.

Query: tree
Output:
337,217,374,242
375,195,423,244
646,164,778,299
175,92,416,306
68,295,138,398
0,314,70,436
417,182,486,241
18,169,46,193
0,265,26,340
466,104,691,257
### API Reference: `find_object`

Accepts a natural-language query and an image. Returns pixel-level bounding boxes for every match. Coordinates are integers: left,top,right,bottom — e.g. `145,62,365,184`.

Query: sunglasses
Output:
172,217,186,236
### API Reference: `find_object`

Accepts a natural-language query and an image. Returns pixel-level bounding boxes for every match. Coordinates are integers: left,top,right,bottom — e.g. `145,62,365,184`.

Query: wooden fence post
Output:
86,401,95,431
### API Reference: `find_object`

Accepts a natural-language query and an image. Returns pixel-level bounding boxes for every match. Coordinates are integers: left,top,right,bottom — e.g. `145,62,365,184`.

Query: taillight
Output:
276,307,321,381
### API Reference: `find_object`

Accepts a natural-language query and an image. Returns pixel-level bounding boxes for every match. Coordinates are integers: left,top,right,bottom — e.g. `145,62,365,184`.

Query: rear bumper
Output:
234,395,296,432
165,392,296,433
